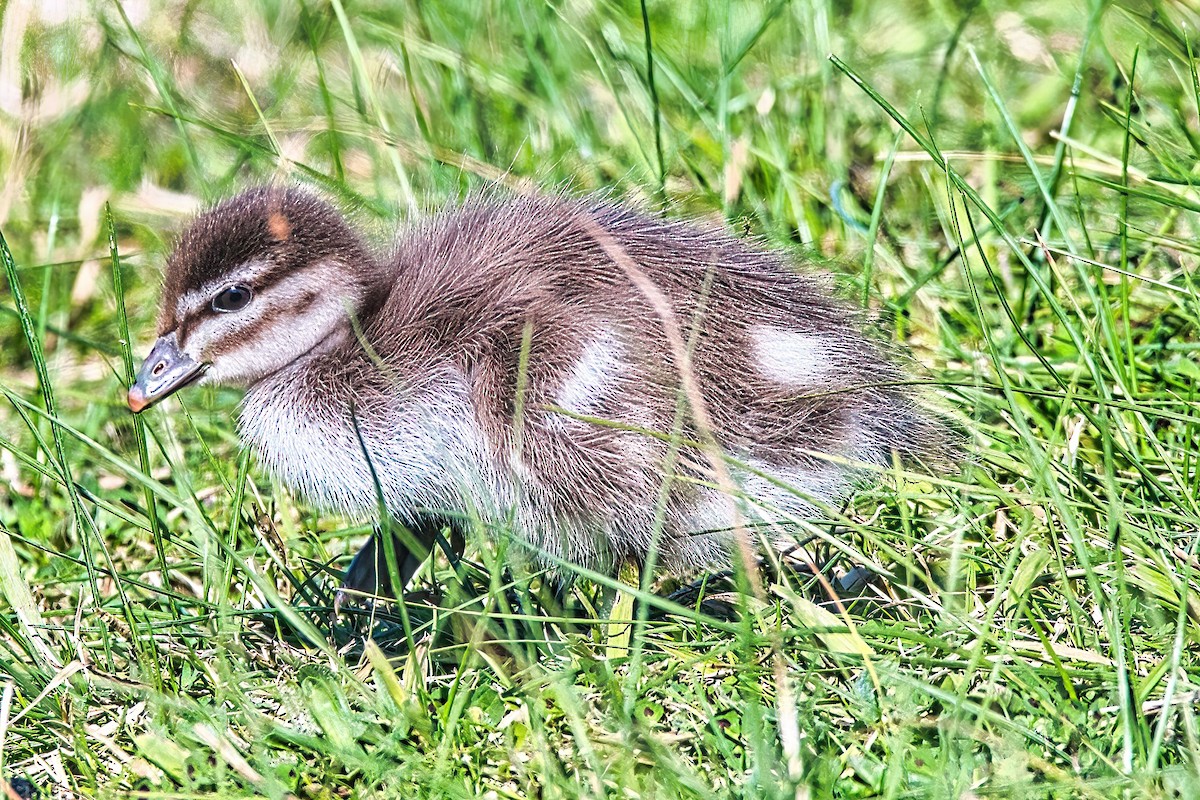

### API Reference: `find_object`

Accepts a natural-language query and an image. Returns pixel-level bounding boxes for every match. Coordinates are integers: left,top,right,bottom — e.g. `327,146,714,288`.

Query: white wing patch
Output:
749,325,831,386
555,327,625,418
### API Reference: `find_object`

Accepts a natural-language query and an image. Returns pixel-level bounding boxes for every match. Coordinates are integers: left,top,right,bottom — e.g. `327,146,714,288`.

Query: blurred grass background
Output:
3,0,1200,797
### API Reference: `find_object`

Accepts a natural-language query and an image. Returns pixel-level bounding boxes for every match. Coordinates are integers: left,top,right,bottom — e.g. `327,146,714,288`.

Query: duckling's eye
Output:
212,284,253,313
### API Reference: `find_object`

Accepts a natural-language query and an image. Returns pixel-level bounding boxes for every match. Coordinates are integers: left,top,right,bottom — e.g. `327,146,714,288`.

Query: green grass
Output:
2,0,1200,797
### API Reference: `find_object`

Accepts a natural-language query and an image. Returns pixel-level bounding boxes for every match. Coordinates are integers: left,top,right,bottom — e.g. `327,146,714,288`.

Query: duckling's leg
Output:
338,515,460,602
339,530,423,601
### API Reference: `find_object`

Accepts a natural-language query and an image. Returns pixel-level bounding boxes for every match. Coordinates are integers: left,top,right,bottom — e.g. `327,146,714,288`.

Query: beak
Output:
127,332,206,413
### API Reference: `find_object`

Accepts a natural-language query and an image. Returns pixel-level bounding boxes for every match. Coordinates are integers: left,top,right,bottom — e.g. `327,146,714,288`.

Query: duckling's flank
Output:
129,186,946,597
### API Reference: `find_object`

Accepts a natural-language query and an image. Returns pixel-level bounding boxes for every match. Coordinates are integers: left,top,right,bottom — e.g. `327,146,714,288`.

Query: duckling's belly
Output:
237,366,853,575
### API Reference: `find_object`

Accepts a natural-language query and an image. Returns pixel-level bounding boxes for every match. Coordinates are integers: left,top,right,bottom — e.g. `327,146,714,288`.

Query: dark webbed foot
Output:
335,515,462,611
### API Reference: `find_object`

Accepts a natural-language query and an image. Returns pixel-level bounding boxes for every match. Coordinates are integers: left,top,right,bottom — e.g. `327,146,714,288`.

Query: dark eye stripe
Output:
294,288,320,314
204,314,274,358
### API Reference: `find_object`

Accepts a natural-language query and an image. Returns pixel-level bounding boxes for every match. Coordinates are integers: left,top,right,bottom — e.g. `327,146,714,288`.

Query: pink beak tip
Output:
127,386,149,413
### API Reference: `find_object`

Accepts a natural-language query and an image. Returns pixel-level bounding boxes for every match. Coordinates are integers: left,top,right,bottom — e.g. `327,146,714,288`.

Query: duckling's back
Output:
353,195,946,573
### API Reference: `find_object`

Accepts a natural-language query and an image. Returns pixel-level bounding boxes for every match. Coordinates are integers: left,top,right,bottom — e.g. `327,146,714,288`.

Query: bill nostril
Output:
152,361,166,377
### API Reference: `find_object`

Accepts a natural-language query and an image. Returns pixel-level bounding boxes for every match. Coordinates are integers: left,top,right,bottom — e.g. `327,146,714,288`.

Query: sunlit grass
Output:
1,1,1199,798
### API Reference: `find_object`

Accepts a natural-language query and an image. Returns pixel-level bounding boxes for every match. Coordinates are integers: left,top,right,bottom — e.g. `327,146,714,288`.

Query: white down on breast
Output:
238,366,507,524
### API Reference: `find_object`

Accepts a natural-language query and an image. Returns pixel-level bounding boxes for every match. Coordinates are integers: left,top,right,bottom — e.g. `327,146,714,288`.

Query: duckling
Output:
128,186,945,600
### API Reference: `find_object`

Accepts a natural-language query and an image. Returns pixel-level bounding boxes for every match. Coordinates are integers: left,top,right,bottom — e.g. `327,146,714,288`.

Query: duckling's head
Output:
128,186,373,412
